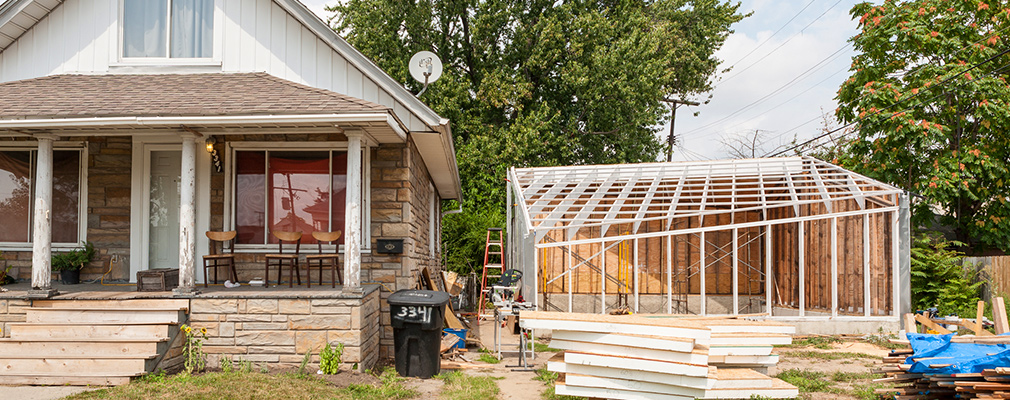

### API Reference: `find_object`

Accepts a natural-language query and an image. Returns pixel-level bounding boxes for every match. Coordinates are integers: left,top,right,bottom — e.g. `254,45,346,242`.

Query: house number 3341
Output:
396,306,432,324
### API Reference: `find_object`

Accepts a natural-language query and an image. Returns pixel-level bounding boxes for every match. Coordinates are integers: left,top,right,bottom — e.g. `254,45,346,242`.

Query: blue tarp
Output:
905,332,1010,374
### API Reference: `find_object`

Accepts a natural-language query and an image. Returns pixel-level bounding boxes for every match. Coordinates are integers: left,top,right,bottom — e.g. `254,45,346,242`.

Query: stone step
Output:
0,374,136,386
32,299,190,311
9,323,172,340
0,338,167,358
0,357,154,376
26,308,185,324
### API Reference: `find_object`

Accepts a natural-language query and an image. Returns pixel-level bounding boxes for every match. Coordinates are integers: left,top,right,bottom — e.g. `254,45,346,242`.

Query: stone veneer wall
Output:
188,285,381,371
0,299,29,339
4,136,131,281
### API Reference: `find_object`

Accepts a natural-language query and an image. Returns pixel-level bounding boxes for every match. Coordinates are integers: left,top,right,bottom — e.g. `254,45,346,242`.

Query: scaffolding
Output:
506,157,911,324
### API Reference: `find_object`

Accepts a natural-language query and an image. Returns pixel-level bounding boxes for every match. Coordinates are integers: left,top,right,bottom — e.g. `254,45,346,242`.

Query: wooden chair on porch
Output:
203,231,238,288
304,231,343,288
265,231,302,287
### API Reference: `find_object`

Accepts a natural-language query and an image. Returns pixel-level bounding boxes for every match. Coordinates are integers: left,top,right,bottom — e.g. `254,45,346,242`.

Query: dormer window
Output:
123,0,213,59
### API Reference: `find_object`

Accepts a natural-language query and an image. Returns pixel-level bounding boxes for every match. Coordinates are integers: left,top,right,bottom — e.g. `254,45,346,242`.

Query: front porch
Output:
0,283,381,384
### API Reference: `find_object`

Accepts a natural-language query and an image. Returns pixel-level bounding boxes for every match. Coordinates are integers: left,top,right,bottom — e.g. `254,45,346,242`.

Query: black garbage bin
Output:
388,289,450,378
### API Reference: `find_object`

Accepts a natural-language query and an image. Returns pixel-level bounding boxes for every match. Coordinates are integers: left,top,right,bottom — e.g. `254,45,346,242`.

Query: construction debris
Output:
875,297,1010,399
521,311,798,399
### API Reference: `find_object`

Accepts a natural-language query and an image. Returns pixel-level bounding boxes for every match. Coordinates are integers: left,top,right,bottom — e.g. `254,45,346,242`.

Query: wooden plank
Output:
549,339,709,366
564,373,704,399
994,297,1009,335
915,313,952,334
904,313,917,334
551,330,695,353
556,383,691,400
548,361,712,390
564,351,711,378
443,304,464,330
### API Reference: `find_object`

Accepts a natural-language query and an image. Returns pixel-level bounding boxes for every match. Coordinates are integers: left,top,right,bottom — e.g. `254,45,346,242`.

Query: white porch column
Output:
30,134,58,297
175,134,198,294
343,131,363,289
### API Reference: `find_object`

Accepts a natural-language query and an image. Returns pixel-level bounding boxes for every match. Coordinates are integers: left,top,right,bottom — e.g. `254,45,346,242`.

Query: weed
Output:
138,371,167,383
832,371,878,382
297,351,312,375
220,356,233,373
436,370,501,400
776,369,832,393
534,365,558,384
477,348,501,364
259,363,269,373
320,342,345,374
850,383,892,400
541,385,586,400
346,367,416,400
180,324,208,374
534,341,559,353
865,332,908,350
781,336,841,349
238,358,253,373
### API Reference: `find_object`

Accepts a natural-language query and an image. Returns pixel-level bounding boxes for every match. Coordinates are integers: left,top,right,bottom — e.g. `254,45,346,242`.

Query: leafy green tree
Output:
329,0,745,272
836,0,1010,251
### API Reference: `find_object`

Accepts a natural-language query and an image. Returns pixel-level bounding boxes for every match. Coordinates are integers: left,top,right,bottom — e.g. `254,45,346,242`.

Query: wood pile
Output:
521,311,798,400
873,298,1010,399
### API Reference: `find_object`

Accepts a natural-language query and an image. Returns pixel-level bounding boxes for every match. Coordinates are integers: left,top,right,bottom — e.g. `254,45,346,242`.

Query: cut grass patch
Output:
831,371,878,382
436,370,500,400
63,368,414,400
477,348,501,364
534,341,559,353
776,369,833,393
778,336,842,349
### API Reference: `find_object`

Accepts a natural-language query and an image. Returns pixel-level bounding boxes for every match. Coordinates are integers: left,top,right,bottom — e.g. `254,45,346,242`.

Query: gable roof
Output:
0,0,462,200
0,72,388,118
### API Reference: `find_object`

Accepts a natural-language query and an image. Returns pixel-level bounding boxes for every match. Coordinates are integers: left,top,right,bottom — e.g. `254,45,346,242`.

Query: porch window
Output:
0,150,81,244
234,150,348,245
123,0,213,58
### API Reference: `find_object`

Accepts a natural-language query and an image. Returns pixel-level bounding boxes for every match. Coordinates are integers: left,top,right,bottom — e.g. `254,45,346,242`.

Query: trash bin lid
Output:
388,290,450,307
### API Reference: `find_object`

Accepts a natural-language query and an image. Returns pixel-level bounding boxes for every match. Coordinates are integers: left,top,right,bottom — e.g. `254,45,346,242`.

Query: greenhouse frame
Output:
507,157,911,330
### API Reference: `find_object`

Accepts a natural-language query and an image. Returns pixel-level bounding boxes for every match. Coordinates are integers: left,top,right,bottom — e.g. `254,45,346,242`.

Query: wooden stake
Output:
903,313,917,335
994,297,1010,334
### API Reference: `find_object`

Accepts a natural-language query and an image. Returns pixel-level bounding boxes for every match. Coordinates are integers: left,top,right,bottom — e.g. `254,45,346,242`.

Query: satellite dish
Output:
409,51,442,96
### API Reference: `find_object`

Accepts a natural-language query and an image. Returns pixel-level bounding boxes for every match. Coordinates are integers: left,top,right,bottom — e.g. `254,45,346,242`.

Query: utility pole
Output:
661,98,699,162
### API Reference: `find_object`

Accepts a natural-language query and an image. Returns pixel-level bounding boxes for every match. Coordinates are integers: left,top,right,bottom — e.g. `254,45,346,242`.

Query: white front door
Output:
148,150,181,269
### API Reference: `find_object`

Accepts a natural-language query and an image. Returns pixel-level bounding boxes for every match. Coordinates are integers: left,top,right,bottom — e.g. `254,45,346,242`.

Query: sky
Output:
301,0,865,162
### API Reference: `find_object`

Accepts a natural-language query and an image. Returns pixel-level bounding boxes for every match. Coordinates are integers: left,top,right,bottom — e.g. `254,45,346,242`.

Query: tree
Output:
836,0,1010,252
329,0,746,272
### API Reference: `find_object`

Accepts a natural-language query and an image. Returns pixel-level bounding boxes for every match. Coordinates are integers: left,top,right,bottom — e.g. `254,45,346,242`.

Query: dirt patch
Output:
207,366,381,389
776,339,903,400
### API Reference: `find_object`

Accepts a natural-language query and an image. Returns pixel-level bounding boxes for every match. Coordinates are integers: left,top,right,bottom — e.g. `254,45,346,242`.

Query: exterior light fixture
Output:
206,136,222,173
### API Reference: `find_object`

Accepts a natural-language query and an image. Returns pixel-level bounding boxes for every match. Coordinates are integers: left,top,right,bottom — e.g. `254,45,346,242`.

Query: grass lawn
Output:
63,368,415,400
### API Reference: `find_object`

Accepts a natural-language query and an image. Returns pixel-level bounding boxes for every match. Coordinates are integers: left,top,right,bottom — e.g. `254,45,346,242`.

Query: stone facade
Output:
188,286,381,371
2,131,443,363
0,298,29,339
4,136,131,281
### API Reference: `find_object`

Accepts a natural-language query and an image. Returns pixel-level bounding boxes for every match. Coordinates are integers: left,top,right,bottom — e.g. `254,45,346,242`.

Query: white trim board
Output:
548,361,712,390
556,384,690,400
521,320,710,346
565,373,705,399
563,351,710,378
551,330,696,353
548,339,708,366
708,354,780,366
707,346,773,356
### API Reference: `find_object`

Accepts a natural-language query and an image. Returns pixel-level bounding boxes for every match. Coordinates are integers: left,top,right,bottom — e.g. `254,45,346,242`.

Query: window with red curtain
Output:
234,150,348,245
0,150,81,243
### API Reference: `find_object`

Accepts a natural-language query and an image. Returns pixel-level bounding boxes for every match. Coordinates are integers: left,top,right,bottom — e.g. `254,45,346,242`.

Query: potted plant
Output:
52,242,95,285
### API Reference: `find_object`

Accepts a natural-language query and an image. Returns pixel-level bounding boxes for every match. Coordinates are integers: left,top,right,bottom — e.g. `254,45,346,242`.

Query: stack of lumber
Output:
521,311,798,400
873,297,1010,399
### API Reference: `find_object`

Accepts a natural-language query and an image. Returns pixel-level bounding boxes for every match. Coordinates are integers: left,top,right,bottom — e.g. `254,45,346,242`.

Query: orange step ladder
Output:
477,228,505,318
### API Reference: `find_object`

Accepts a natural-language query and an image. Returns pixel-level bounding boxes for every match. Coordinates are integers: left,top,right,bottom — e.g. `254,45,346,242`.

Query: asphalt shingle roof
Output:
0,72,389,119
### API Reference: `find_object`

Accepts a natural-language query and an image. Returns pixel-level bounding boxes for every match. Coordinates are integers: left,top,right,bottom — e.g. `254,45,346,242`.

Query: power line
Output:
723,0,819,68
767,46,1010,157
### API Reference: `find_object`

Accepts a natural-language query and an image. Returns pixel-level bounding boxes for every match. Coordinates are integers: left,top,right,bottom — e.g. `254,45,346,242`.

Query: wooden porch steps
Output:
0,299,189,386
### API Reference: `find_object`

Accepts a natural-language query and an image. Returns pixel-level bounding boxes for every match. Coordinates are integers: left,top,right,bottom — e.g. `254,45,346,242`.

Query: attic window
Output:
123,0,213,59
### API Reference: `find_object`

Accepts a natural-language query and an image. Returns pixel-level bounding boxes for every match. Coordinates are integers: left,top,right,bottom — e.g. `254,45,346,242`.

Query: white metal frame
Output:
509,157,910,320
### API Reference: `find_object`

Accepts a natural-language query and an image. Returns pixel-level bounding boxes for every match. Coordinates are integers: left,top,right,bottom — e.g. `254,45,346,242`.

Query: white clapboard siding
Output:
548,360,712,390
563,351,711,378
0,0,432,132
565,373,705,399
551,330,696,353
549,339,708,366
